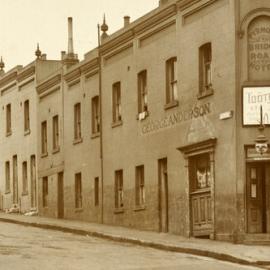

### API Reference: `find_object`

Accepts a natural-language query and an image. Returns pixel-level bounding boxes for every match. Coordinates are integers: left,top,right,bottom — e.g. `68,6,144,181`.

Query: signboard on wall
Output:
243,86,270,125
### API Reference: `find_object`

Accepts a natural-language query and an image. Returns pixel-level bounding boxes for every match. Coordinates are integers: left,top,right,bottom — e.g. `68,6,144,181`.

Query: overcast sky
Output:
0,0,158,71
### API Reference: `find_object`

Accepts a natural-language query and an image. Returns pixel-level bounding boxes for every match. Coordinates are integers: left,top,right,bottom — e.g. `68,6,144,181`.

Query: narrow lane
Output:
0,222,262,270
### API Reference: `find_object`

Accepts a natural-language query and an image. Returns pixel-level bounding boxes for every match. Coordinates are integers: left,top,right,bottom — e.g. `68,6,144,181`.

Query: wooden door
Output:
158,158,168,233
57,172,64,219
247,164,266,233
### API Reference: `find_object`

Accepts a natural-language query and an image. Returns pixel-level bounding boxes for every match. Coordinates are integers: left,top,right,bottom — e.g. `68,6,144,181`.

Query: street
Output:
0,222,263,270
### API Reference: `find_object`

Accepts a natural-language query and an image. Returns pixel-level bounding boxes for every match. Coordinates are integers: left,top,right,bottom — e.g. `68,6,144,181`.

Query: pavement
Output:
0,212,270,269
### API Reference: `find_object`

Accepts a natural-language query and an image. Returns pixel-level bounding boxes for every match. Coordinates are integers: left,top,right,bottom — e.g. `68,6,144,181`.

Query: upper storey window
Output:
199,43,213,98
138,70,148,120
92,96,100,135
24,100,30,134
74,103,82,143
6,103,11,136
165,57,178,109
112,82,122,125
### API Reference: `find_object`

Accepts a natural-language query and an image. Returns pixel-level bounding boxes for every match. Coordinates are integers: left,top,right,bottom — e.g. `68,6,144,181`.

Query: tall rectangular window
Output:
75,173,82,208
24,100,30,133
92,96,100,135
74,103,81,140
5,161,10,193
22,161,28,194
135,165,145,206
42,176,48,207
94,177,99,206
199,43,212,95
112,82,122,123
165,57,178,105
6,103,11,135
115,170,123,209
41,121,47,155
138,70,148,115
52,115,59,151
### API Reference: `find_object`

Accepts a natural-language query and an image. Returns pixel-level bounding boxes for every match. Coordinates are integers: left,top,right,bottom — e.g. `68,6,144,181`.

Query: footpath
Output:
0,212,270,268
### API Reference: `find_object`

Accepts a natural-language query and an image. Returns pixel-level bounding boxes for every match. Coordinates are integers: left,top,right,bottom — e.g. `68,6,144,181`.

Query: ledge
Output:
24,129,31,136
4,190,11,195
75,208,83,213
114,208,124,214
91,132,100,139
6,131,12,137
111,120,123,128
52,147,60,154
197,88,214,100
164,100,179,110
41,152,48,158
73,137,83,145
133,205,146,212
21,191,29,196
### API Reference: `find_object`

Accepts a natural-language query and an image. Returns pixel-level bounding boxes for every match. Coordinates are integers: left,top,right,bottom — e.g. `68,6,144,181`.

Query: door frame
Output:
57,172,64,219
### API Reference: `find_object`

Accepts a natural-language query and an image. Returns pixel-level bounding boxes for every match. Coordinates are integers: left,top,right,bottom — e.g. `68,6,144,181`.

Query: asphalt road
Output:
0,222,263,270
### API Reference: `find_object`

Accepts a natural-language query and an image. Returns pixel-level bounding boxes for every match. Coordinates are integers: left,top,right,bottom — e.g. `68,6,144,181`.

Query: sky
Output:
0,0,158,71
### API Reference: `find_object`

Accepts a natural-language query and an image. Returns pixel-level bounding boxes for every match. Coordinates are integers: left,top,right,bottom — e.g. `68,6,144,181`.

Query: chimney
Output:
68,17,74,55
124,16,130,27
41,54,47,60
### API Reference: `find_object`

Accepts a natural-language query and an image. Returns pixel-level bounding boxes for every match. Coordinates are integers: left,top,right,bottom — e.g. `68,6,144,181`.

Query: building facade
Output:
1,0,270,243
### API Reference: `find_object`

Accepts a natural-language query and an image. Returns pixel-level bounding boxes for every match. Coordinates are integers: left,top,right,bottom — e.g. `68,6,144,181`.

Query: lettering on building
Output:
248,16,270,80
141,103,211,134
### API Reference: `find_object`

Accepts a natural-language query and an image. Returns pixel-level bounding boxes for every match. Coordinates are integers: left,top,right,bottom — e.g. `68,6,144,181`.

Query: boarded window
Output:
75,173,82,208
115,170,123,208
135,165,145,206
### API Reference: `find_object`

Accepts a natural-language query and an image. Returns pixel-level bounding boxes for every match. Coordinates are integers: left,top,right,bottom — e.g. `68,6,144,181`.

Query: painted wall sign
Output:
248,16,270,81
243,86,270,125
141,103,211,134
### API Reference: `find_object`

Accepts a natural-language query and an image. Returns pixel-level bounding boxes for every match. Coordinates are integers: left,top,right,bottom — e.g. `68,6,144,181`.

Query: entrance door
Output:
158,158,168,233
57,172,64,219
247,163,267,233
30,155,36,208
12,155,18,205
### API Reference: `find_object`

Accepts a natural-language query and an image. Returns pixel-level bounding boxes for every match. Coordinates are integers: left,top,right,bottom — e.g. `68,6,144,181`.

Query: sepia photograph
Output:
0,0,270,269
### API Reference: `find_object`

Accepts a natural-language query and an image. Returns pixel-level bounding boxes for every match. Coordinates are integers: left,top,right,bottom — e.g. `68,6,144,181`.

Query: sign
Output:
141,103,211,135
243,86,270,125
248,16,270,81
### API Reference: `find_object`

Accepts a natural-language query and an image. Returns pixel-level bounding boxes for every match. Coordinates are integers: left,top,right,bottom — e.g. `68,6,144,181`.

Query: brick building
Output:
1,0,270,243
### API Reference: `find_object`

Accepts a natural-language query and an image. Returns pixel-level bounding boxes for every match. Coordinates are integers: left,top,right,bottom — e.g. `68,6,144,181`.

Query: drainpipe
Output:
97,24,104,224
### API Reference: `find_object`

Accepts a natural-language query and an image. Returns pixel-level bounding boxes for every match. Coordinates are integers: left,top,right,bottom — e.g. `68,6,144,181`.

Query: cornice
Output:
177,0,202,11
36,74,61,95
103,43,133,62
80,58,99,74
64,68,81,83
135,4,177,35
17,66,35,83
0,71,17,89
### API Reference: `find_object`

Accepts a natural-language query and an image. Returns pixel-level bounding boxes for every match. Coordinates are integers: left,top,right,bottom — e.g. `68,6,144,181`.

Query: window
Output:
135,165,145,206
5,161,10,193
94,177,99,206
6,103,11,135
138,70,148,117
165,57,178,105
112,82,122,123
92,96,100,135
190,153,211,191
22,161,28,195
74,103,82,141
199,43,212,96
41,121,47,155
42,176,48,207
24,100,30,133
75,173,82,208
115,170,123,209
52,115,59,151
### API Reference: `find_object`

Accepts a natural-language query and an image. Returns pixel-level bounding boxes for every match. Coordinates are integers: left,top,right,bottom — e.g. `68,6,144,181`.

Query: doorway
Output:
158,158,168,233
57,172,64,219
246,163,269,233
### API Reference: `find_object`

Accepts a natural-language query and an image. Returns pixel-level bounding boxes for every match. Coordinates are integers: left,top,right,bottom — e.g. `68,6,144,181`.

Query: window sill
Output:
114,208,124,214
111,120,123,128
22,191,28,196
52,147,60,154
73,137,83,145
41,152,48,158
134,205,146,212
24,129,31,136
164,100,179,110
6,131,12,137
137,111,149,121
91,132,100,139
197,88,214,99
75,208,83,213
5,190,11,195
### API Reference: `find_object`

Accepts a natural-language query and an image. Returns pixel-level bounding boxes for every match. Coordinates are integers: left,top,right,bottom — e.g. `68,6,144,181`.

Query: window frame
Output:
135,165,145,207
75,172,82,209
41,121,48,156
24,100,30,134
112,82,122,126
42,176,48,207
115,170,124,209
91,96,100,136
137,70,148,117
5,161,10,193
74,102,82,143
52,115,60,152
6,103,12,136
22,161,28,195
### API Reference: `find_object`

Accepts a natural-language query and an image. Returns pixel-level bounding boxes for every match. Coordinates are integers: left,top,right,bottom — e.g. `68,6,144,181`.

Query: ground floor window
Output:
42,177,48,207
75,173,82,209
94,177,99,206
115,170,123,209
135,165,145,207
